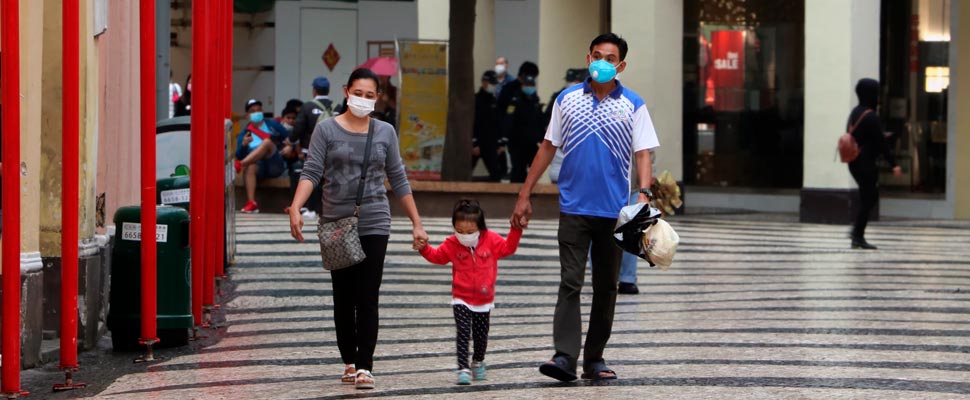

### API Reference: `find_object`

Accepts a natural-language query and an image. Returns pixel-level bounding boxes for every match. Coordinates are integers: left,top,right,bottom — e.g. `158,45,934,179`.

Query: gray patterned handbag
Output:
317,120,375,271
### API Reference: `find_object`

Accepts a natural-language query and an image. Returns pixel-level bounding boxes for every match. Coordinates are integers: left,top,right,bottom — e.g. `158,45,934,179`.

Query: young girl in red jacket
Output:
417,199,522,385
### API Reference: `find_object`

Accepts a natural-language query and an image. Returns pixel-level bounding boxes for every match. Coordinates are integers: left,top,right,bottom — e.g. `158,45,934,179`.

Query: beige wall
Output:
20,0,44,254
40,0,64,255
474,0,496,84
418,0,449,41
39,0,101,253
803,0,880,189
953,0,969,219
95,0,140,230
611,0,684,179
0,0,44,258
80,0,99,238
537,0,601,103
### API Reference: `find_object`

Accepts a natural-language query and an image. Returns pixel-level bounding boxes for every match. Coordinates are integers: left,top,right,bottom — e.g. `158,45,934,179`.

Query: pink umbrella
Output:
357,56,399,76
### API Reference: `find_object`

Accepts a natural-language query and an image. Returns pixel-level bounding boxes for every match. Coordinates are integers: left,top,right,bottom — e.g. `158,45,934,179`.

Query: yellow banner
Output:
398,42,448,181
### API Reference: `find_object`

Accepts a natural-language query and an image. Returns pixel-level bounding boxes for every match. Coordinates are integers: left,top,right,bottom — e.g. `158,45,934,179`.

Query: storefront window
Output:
683,0,805,188
880,0,949,194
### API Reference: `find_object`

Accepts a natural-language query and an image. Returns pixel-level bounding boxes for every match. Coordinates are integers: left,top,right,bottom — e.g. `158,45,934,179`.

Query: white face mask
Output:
282,123,294,131
484,84,495,94
347,95,376,118
495,64,507,75
456,231,480,248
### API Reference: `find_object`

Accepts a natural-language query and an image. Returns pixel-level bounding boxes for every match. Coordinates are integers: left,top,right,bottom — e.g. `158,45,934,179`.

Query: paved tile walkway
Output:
37,213,970,399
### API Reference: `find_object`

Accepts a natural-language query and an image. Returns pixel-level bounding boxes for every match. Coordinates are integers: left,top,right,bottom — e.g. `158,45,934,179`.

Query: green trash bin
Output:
157,176,191,210
106,205,192,351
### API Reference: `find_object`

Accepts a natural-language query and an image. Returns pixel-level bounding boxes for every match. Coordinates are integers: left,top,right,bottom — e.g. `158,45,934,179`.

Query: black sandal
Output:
539,356,578,382
581,360,617,381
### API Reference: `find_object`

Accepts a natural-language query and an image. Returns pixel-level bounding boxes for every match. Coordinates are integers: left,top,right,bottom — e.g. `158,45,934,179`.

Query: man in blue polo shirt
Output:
511,33,659,382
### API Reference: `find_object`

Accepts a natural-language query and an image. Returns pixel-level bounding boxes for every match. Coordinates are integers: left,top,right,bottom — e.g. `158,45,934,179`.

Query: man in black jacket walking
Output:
285,76,335,157
848,78,902,250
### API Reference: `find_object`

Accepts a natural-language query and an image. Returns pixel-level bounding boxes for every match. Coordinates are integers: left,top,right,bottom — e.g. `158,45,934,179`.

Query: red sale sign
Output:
711,30,746,111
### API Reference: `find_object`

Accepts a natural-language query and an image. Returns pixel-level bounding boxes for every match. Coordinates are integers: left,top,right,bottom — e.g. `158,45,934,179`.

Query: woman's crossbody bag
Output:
317,120,375,271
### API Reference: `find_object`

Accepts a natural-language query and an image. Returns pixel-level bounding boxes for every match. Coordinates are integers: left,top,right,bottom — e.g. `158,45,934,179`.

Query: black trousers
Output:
472,142,507,182
453,304,490,370
553,213,622,371
849,164,878,239
329,235,389,372
509,142,538,183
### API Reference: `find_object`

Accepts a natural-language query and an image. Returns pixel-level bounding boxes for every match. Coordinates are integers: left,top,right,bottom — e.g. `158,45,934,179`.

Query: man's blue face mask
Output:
522,86,537,96
250,111,264,124
588,59,618,83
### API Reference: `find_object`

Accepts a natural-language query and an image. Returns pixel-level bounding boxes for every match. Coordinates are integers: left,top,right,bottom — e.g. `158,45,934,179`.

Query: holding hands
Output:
413,226,429,250
510,196,532,229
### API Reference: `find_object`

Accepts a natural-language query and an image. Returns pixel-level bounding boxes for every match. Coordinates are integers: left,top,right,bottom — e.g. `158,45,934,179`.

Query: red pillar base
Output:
133,339,163,364
52,370,87,392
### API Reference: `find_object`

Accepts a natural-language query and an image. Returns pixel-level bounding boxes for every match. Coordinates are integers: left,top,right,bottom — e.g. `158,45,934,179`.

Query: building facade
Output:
0,0,967,372
263,0,967,220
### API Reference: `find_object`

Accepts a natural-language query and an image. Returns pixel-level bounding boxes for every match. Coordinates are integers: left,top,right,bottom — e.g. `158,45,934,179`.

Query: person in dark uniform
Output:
847,78,902,250
473,70,506,182
545,68,588,126
496,62,543,183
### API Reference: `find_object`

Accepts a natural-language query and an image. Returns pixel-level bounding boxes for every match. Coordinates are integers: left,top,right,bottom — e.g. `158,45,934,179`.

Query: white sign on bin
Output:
121,222,169,243
160,188,191,204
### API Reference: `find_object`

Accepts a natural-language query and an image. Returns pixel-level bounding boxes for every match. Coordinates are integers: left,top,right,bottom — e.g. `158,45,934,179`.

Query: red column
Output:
138,0,159,346
216,0,231,279
60,0,81,371
201,0,216,317
0,0,23,395
226,0,233,119
190,0,207,327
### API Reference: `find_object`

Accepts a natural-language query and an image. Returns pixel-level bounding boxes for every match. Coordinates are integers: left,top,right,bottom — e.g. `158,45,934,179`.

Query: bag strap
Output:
311,100,334,121
354,119,376,217
247,123,272,140
848,109,873,134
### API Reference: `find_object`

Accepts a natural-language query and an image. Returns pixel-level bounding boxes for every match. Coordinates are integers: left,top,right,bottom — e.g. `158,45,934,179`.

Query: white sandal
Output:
355,369,375,390
341,364,356,385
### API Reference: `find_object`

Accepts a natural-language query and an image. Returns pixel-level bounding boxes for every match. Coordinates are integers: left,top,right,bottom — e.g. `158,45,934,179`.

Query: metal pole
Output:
156,0,172,121
190,0,207,329
137,0,160,361
0,0,23,396
54,0,87,390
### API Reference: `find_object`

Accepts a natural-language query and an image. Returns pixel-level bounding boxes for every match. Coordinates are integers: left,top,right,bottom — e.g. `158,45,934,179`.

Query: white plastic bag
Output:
642,219,679,269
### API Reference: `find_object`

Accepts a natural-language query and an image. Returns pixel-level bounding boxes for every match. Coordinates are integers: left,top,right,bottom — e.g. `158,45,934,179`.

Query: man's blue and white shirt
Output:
545,79,660,219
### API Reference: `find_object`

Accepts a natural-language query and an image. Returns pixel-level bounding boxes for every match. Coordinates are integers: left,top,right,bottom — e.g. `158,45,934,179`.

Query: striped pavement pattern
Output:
95,212,970,399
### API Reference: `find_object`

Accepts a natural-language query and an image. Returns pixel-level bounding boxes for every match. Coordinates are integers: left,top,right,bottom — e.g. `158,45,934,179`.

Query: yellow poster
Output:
397,41,448,181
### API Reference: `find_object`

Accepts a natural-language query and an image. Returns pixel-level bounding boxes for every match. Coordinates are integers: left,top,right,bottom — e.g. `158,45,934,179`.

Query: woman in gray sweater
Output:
288,68,428,390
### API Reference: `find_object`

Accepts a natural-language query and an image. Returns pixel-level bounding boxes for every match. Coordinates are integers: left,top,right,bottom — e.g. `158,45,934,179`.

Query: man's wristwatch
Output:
639,188,653,198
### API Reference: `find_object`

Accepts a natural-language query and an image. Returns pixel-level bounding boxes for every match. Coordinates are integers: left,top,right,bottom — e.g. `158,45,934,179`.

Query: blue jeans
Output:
619,192,639,284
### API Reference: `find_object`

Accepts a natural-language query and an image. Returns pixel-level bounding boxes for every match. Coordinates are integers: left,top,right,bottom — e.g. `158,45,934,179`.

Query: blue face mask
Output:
522,86,537,96
250,111,264,124
588,59,618,83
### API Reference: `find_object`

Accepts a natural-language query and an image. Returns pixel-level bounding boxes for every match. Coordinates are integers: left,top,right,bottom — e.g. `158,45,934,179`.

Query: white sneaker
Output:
302,210,317,220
